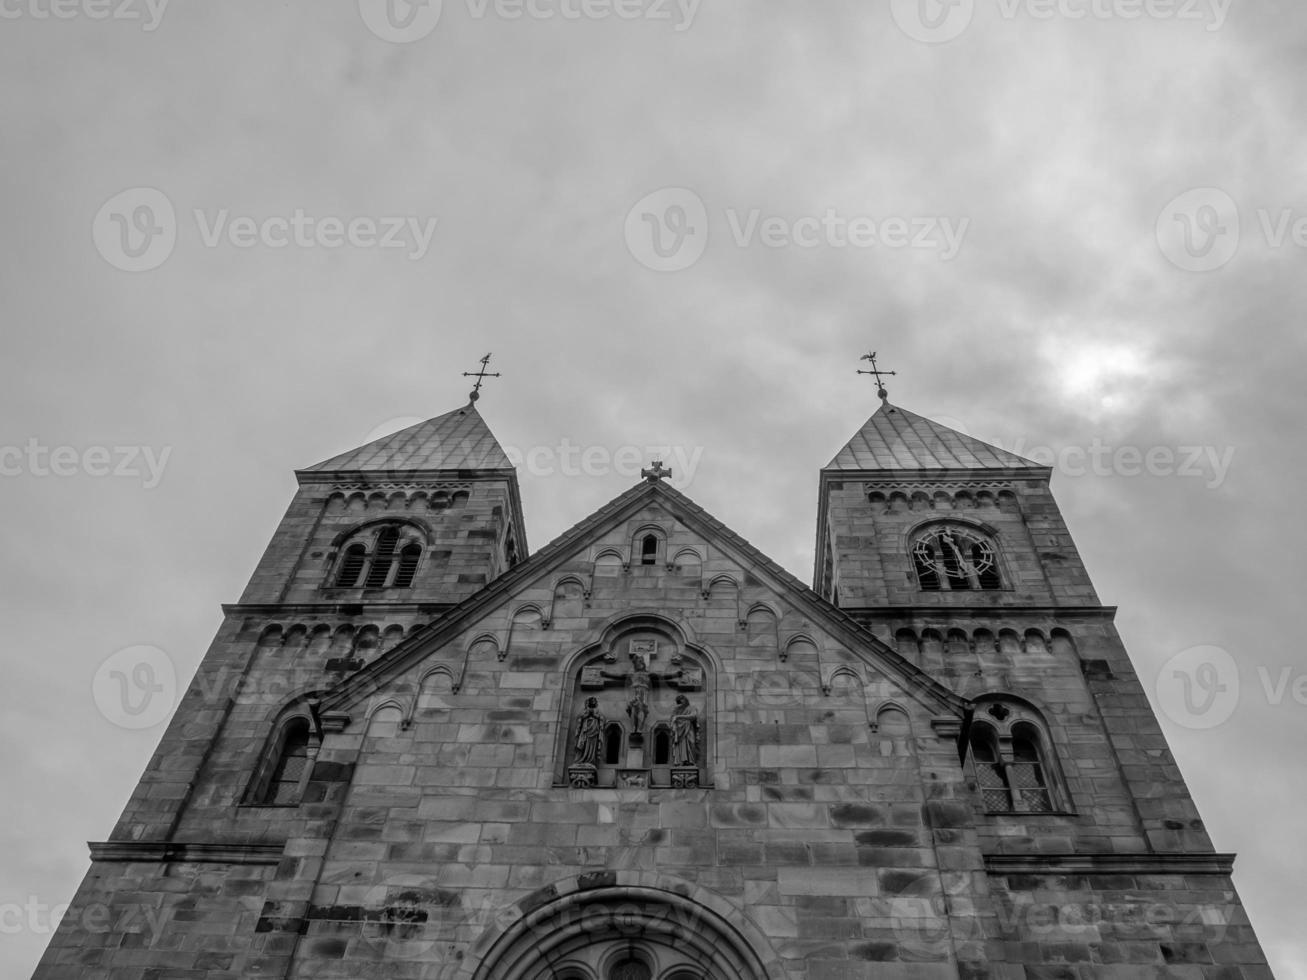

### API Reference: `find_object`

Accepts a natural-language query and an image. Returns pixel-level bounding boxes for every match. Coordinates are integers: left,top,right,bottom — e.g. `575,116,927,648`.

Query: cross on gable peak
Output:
641,460,672,483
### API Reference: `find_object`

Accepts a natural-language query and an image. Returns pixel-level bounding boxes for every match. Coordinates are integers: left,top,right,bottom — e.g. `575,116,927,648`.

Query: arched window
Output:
652,724,671,766
604,723,624,765
969,724,1012,812
247,717,315,806
328,524,425,590
912,525,1002,592
631,528,665,568
967,701,1064,813
335,544,367,587
365,526,399,588
1009,723,1052,812
393,543,421,588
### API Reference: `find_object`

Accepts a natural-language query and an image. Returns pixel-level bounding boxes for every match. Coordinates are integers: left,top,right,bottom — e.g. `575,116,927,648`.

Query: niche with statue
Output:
558,620,710,789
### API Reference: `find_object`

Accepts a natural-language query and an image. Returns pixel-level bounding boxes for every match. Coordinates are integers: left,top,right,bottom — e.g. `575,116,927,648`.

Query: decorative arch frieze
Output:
864,482,1021,513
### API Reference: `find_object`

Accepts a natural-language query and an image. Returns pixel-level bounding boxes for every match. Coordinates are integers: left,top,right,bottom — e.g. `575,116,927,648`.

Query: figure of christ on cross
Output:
599,652,683,736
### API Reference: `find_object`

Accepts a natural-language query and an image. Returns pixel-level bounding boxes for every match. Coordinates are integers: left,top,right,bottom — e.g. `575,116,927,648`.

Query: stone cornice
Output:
984,852,1236,876
89,841,285,865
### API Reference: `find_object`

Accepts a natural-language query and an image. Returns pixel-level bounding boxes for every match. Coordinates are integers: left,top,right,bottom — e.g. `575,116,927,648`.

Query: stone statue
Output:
601,651,682,736
574,696,605,766
670,694,699,766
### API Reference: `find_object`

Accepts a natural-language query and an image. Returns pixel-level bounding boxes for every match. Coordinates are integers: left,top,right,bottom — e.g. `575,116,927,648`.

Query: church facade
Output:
34,393,1274,979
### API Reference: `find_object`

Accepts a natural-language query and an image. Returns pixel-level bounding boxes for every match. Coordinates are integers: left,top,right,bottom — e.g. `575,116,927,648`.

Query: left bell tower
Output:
243,398,529,606
33,395,527,979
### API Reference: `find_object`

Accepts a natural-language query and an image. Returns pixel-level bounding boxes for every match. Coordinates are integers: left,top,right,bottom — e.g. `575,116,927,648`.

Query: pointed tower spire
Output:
824,401,1041,472
303,402,514,474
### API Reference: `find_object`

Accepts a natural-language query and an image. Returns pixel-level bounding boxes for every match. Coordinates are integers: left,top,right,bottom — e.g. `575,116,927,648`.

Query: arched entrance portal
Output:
470,882,775,980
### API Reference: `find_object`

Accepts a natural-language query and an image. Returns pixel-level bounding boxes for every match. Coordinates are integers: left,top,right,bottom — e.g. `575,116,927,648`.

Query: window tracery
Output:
967,700,1066,813
328,523,425,590
911,524,1002,591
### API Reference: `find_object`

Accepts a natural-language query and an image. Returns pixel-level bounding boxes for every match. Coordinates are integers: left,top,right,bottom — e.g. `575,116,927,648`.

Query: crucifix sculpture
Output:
598,650,683,737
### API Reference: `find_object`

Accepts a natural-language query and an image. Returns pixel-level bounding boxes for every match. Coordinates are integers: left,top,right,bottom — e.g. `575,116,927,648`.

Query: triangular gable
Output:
826,400,1041,472
303,402,513,474
315,480,969,729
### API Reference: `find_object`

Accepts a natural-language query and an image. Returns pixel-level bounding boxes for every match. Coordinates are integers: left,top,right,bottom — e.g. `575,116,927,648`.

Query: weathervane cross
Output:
857,351,896,400
641,460,672,483
463,353,501,402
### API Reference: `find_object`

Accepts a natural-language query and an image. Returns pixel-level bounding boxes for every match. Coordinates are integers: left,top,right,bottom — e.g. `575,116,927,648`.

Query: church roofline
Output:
317,478,970,725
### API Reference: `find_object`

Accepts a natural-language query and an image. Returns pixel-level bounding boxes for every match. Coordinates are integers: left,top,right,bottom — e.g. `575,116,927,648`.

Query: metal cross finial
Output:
463,353,501,403
641,460,672,483
857,351,896,400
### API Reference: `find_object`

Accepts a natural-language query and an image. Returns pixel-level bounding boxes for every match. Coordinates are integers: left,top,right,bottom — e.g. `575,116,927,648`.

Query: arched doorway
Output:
470,881,775,980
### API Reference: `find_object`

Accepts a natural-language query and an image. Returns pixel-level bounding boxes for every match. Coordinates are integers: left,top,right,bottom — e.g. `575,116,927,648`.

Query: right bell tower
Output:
813,375,1274,976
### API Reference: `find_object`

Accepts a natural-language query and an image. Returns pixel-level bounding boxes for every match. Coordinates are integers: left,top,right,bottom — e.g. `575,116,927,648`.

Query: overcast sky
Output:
3,1,1305,976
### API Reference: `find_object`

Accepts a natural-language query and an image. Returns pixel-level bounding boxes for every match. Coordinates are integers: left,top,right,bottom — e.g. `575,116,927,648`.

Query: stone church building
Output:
35,391,1273,979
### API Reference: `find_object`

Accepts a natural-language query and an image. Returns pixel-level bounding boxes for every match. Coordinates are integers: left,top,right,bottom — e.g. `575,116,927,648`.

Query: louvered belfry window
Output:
365,526,400,588
330,525,422,590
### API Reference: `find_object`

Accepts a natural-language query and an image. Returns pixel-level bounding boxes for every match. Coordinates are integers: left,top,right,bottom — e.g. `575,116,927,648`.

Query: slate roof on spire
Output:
304,402,514,473
825,400,1041,471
